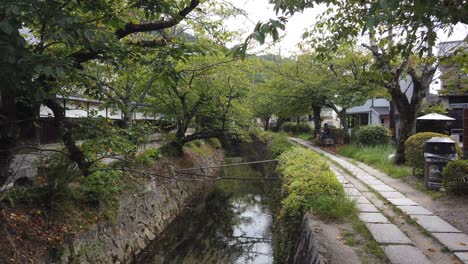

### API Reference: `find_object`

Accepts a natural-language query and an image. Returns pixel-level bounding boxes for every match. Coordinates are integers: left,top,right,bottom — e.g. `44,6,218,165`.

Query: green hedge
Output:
256,131,293,157
353,125,390,146
330,127,348,144
274,147,354,263
404,132,462,176
442,160,468,194
281,122,312,133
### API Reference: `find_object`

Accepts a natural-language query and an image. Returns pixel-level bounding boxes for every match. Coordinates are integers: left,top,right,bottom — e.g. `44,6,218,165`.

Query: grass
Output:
288,132,313,141
338,144,412,179
351,217,388,261
415,182,446,200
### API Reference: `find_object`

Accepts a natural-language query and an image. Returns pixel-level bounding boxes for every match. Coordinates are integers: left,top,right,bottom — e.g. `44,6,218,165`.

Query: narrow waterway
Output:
136,156,278,264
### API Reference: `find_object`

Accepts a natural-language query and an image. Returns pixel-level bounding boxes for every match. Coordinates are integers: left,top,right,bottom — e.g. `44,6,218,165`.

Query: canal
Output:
136,156,278,263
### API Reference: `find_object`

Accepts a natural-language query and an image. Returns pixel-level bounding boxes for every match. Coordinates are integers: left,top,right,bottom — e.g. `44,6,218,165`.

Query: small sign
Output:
425,161,445,190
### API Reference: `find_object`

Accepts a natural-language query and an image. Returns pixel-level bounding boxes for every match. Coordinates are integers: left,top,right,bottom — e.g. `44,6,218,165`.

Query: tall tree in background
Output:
264,0,467,163
148,52,252,150
0,0,240,184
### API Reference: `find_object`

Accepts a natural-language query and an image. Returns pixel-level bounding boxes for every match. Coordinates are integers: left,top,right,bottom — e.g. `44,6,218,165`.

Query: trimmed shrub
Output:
353,125,390,146
281,122,296,133
330,127,348,144
297,123,312,133
255,131,293,157
274,148,355,263
268,133,294,157
281,122,312,133
405,132,462,176
442,160,468,194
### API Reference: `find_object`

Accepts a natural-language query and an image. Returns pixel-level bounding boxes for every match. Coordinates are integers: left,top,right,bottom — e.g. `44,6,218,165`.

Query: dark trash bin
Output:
424,137,458,190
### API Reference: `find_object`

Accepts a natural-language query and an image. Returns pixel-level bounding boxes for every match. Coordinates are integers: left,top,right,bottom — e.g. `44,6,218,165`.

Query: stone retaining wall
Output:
55,150,224,263
293,214,324,264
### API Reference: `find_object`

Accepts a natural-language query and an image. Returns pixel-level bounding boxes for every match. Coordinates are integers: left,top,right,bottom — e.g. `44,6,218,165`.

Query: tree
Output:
147,52,252,150
319,46,384,131
0,0,240,185
262,0,466,163
81,58,161,129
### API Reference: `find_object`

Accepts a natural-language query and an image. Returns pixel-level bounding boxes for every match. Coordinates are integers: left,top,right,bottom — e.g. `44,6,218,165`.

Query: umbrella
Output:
417,113,455,121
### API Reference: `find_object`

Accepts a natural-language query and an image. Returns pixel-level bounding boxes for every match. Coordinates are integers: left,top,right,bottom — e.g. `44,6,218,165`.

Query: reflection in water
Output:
136,157,277,264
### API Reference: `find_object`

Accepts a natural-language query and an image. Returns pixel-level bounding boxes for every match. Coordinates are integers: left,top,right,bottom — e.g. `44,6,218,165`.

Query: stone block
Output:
410,215,461,233
397,206,432,215
380,192,406,199
355,196,371,204
344,187,360,196
387,198,418,206
361,178,385,185
357,203,379,213
144,228,156,241
366,223,413,245
432,233,468,251
383,245,431,264
370,184,396,192
358,213,389,223
455,252,468,264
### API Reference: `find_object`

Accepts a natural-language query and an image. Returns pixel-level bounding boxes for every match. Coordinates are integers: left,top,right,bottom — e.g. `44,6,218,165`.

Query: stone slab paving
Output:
355,196,371,204
289,138,468,264
380,191,406,199
360,178,385,185
410,215,461,233
432,233,468,252
387,197,418,206
366,223,413,245
370,184,397,192
383,245,431,264
344,187,361,196
357,203,379,213
359,213,389,223
397,205,433,215
456,253,468,263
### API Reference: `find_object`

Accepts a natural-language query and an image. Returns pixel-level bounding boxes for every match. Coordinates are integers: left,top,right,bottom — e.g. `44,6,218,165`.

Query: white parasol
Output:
417,113,455,121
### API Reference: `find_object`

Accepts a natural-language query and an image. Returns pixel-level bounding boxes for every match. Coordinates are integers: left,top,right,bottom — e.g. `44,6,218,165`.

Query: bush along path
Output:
290,138,468,264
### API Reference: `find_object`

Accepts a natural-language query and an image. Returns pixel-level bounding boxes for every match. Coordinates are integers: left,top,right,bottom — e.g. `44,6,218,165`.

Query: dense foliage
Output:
353,125,390,146
404,132,462,176
274,147,354,263
256,131,293,158
281,122,312,133
247,0,466,163
442,160,468,194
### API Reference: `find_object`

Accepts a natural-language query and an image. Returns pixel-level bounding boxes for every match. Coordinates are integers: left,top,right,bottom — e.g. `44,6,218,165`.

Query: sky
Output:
224,0,467,93
225,0,468,57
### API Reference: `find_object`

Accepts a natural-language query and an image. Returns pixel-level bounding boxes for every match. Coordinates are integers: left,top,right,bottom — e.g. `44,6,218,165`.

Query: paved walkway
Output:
290,138,468,264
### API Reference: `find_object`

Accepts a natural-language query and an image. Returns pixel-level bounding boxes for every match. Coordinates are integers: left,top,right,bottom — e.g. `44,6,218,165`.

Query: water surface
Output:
136,157,277,264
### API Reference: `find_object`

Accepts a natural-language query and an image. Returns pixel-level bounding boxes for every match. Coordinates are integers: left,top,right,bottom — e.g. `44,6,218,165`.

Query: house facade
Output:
36,95,160,144
437,40,468,138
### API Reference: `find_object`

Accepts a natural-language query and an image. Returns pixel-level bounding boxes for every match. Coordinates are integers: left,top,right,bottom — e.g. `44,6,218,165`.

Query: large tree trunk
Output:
312,105,322,133
389,100,396,141
44,98,91,176
262,116,270,131
121,108,132,129
0,94,19,187
339,109,348,131
394,103,418,164
389,74,427,164
276,117,283,131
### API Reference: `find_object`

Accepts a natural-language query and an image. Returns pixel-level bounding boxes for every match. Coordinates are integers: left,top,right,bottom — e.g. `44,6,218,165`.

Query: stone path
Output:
290,138,468,264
